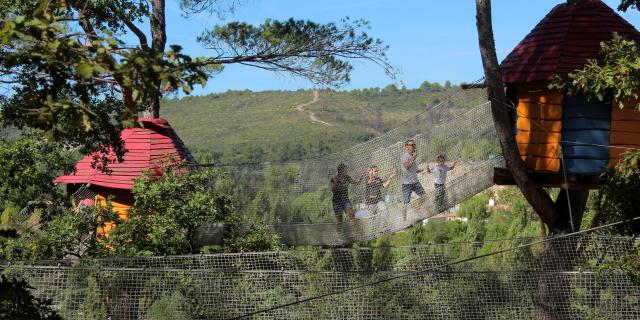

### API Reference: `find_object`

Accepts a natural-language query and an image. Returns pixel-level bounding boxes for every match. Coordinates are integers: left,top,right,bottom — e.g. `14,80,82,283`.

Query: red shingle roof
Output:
55,118,196,189
500,0,640,84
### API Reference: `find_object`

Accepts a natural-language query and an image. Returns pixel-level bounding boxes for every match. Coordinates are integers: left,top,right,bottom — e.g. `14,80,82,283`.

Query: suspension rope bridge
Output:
192,88,504,246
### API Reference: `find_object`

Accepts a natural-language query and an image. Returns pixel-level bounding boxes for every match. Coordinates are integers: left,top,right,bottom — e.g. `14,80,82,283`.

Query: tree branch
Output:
122,18,149,49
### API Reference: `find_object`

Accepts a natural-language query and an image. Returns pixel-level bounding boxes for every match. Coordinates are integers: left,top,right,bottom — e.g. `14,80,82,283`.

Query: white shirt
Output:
432,165,451,185
400,152,419,184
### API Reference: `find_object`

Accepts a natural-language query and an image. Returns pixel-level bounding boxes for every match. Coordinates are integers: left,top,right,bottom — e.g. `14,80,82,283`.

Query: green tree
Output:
105,164,281,255
593,151,640,235
0,275,63,320
457,193,490,220
551,33,640,109
0,0,393,161
382,83,399,94
0,134,75,212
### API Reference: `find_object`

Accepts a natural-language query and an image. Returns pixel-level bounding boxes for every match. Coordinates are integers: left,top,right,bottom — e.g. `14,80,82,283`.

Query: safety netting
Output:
3,233,638,319
194,89,504,246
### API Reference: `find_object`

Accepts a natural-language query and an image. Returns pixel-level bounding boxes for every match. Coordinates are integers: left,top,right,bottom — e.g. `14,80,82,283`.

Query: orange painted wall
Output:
609,99,640,167
515,83,563,172
95,188,134,237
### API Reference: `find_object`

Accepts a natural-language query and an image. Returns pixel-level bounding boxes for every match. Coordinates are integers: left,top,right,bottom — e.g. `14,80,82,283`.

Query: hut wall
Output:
609,98,640,167
95,188,134,237
515,83,563,172
560,95,611,174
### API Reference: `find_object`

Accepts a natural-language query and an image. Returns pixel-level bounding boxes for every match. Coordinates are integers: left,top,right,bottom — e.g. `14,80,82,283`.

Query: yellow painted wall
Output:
95,188,134,238
515,83,563,172
610,98,640,167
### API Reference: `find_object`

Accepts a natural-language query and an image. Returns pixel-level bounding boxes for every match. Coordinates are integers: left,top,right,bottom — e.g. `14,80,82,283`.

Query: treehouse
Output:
54,118,195,236
495,0,640,188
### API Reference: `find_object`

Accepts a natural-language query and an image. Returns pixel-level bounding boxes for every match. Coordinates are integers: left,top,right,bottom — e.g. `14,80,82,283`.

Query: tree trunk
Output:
475,2,591,318
534,189,588,319
149,0,167,118
475,0,559,226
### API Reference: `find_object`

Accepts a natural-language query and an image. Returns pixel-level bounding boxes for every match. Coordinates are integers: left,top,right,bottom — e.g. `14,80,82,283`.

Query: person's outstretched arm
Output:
382,172,396,188
353,172,365,185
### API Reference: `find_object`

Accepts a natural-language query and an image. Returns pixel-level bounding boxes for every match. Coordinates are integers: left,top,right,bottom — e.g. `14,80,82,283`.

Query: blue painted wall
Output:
561,95,611,174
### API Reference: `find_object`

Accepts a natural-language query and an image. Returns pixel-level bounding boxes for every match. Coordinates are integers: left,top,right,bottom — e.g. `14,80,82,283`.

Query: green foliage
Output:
458,192,490,219
372,236,393,270
0,275,63,320
199,17,391,87
0,206,109,260
0,134,75,211
0,1,209,163
223,223,283,253
104,164,282,255
409,223,424,244
105,166,236,255
551,33,640,109
593,149,640,235
585,150,640,286
418,220,467,244
146,292,192,320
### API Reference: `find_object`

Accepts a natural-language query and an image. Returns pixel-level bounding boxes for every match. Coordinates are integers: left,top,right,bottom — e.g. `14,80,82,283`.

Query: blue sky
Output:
161,0,640,94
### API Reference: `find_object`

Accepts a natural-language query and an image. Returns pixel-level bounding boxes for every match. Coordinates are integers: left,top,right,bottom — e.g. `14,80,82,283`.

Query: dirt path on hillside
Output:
294,90,334,126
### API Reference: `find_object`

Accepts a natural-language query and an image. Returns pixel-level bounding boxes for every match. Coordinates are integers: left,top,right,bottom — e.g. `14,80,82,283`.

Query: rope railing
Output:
3,233,638,319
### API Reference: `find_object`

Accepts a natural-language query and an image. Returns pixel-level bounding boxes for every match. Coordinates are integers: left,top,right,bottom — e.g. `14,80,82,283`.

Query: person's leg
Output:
435,183,445,213
402,184,412,221
333,202,343,224
414,183,427,215
344,202,355,221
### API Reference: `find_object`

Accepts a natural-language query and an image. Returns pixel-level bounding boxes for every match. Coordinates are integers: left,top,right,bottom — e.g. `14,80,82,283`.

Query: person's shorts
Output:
402,183,426,204
333,201,353,216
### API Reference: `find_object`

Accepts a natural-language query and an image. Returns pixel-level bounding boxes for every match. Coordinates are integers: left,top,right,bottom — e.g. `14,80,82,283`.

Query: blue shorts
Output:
402,183,426,204
333,201,353,217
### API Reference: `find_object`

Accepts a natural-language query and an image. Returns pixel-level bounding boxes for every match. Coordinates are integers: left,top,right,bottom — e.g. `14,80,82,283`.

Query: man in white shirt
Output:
400,139,426,221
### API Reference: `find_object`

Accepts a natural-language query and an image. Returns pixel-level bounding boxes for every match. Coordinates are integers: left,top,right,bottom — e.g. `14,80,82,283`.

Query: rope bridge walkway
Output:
3,233,638,319
194,94,504,246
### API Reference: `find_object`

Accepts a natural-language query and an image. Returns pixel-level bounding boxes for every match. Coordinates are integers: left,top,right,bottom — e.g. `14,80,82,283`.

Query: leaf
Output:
77,62,93,79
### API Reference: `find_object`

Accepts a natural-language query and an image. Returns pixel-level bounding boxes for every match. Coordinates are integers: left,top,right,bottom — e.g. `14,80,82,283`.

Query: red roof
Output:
55,118,196,189
500,0,640,84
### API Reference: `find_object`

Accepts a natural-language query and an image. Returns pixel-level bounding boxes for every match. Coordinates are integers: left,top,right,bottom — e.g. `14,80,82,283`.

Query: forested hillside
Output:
161,82,487,165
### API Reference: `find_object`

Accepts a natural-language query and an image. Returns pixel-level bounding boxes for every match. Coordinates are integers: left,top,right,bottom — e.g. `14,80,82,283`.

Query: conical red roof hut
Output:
499,0,640,178
55,118,195,234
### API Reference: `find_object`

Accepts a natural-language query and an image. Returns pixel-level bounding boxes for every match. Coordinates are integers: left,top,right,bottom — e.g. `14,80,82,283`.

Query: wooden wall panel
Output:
521,156,561,172
516,131,561,144
517,143,560,158
612,107,640,121
611,120,640,133
610,99,640,165
516,84,563,172
516,118,562,132
516,102,563,120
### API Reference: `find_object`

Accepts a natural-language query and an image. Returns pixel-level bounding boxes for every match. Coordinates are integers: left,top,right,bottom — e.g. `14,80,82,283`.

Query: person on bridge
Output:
331,163,364,224
365,165,395,215
400,139,426,221
427,155,458,213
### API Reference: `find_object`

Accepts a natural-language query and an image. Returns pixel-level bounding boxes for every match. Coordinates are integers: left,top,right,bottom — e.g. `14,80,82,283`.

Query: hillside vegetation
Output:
161,82,487,165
